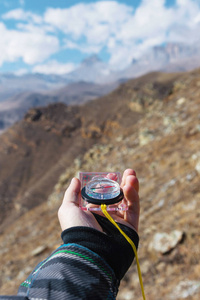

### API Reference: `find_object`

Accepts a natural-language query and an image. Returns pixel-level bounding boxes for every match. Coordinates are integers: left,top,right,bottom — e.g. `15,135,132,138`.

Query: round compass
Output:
81,175,124,205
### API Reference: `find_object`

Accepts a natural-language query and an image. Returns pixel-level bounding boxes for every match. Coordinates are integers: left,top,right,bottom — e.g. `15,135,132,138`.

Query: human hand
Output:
58,169,140,233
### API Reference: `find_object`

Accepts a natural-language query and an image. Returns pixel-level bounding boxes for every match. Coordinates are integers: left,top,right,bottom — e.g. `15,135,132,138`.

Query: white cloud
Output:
14,68,28,76
1,0,200,72
107,0,200,68
33,60,76,75
2,8,42,23
43,1,134,68
44,2,133,43
0,22,59,66
43,0,200,69
64,40,102,54
16,22,55,35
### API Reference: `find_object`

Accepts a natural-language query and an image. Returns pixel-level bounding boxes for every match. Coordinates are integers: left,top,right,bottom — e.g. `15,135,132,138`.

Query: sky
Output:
0,0,200,75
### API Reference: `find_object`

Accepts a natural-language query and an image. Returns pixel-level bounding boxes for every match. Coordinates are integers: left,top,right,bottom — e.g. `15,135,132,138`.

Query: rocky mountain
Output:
0,68,200,299
1,41,200,134
0,81,118,132
0,72,69,103
64,54,117,83
0,55,117,105
62,42,200,83
119,42,200,80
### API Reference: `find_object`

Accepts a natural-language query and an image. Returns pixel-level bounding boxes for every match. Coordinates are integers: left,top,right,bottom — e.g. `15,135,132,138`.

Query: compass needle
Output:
79,172,128,211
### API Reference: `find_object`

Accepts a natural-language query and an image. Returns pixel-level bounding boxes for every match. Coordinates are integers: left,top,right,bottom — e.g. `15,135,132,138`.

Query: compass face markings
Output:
79,172,127,209
81,175,123,204
86,176,120,199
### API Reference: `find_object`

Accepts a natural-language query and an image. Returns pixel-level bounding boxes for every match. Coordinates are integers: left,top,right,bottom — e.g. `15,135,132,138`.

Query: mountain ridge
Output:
0,81,118,132
1,41,200,134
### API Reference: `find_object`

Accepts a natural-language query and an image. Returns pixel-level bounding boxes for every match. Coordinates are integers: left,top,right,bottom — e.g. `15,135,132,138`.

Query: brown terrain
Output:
0,69,200,299
0,80,118,132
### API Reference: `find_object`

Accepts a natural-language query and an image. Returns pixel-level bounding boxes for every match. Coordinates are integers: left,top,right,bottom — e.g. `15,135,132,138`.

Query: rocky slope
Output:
0,69,200,299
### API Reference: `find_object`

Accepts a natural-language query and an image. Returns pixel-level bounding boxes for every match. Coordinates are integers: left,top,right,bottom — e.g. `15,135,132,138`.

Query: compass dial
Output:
81,175,124,205
86,176,120,199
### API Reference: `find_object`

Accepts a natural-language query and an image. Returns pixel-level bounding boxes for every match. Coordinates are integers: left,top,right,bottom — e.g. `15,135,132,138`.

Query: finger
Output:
62,177,81,206
127,174,139,193
123,175,140,231
124,175,139,206
121,169,137,188
106,173,118,181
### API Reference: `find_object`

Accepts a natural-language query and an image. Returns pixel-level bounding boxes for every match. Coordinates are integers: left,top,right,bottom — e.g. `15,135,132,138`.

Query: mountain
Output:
0,73,70,103
64,54,117,84
0,42,200,102
0,77,144,230
0,81,118,132
1,68,200,299
0,68,200,298
0,55,116,106
0,70,179,231
1,41,200,134
119,42,200,80
63,42,200,83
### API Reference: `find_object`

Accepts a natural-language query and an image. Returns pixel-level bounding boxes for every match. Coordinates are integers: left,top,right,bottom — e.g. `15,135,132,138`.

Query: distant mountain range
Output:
63,42,200,83
0,41,200,132
121,42,200,78
0,81,118,132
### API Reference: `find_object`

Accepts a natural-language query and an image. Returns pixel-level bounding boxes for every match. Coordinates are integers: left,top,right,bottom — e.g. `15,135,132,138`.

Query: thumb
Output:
62,177,81,206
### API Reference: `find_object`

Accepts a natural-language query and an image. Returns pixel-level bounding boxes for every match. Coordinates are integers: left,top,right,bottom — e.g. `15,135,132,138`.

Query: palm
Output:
58,169,140,233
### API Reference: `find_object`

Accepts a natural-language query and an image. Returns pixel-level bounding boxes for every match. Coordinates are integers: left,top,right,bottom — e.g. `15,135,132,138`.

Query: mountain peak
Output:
81,54,102,66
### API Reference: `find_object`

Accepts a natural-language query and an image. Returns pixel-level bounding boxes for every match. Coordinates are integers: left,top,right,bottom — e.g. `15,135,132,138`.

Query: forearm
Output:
62,213,139,280
18,217,139,299
17,239,118,299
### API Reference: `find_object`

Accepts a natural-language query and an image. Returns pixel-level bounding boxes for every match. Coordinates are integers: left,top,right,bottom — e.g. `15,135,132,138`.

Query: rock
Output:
182,200,197,212
148,230,184,254
169,280,200,299
31,245,48,257
139,129,155,145
141,260,151,274
17,266,33,280
195,161,200,174
163,116,178,127
25,109,42,122
117,289,136,300
161,178,177,192
129,101,143,112
176,97,186,106
186,171,196,181
74,157,82,168
122,290,136,300
191,152,200,161
156,262,166,272
157,198,165,207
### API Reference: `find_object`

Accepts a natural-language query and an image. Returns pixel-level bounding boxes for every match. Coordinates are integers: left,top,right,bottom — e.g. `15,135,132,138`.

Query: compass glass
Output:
85,175,120,200
79,172,128,211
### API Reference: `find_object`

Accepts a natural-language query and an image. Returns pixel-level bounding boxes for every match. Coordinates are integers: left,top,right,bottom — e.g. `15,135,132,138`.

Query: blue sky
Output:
0,0,200,75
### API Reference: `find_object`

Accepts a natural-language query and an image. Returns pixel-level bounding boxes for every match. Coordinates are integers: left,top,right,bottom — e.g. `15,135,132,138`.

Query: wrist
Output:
61,221,139,281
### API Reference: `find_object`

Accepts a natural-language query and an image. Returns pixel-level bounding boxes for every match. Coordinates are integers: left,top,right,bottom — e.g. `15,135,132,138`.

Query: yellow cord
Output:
101,204,146,300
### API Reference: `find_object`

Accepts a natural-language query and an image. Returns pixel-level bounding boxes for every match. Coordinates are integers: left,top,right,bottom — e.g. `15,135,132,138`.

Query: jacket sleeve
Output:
13,216,139,300
17,242,118,300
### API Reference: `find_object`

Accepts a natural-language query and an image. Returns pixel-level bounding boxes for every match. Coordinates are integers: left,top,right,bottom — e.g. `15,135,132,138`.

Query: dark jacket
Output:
0,214,139,300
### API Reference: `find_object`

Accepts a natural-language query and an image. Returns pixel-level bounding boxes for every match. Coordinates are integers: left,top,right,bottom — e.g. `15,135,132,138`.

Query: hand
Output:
58,169,140,233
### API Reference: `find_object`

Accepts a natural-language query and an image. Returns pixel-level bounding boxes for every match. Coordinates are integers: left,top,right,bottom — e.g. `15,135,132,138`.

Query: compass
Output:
81,175,124,205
